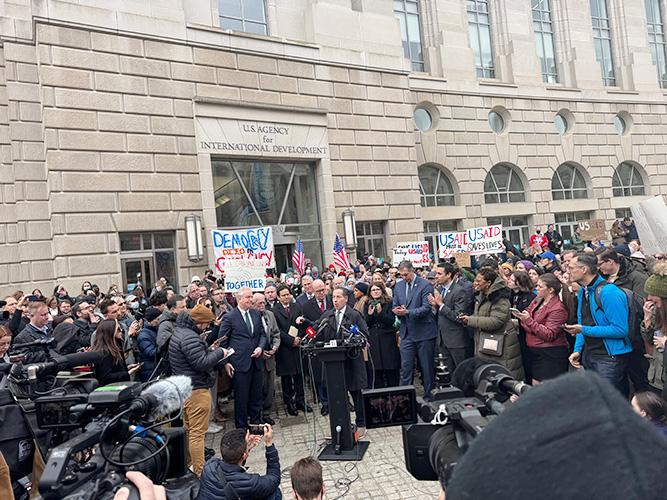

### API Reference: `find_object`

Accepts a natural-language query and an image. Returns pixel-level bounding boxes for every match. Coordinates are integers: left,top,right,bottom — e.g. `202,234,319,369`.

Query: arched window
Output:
418,165,456,207
551,163,588,200
612,162,646,197
484,164,526,204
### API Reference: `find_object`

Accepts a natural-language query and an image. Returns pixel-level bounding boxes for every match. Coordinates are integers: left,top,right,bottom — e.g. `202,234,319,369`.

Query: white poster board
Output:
631,196,667,255
224,264,267,292
438,225,504,258
392,241,431,267
211,227,275,273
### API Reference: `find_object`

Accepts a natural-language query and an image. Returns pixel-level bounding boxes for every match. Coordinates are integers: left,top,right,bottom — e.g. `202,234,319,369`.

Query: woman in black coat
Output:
92,319,140,386
508,271,536,383
363,282,400,388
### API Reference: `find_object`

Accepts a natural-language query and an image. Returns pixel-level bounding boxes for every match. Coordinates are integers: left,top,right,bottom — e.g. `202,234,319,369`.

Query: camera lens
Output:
428,426,463,488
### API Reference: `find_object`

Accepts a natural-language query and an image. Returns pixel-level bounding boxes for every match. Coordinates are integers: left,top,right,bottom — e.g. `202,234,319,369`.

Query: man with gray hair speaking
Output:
220,286,268,428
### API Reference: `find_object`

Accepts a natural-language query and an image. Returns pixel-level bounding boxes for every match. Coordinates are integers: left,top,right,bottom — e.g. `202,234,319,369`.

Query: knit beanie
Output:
518,259,535,271
189,304,215,324
644,261,667,298
354,282,369,295
447,371,667,500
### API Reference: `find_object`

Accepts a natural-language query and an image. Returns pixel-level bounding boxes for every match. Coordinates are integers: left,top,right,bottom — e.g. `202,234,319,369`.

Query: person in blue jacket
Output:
198,424,281,500
136,306,162,382
564,253,632,396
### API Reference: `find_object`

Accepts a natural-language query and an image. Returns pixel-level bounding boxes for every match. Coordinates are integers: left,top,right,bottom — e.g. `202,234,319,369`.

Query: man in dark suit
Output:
428,262,473,372
295,275,314,306
299,279,333,415
252,292,281,426
273,285,310,416
318,288,369,429
392,260,437,399
220,287,267,428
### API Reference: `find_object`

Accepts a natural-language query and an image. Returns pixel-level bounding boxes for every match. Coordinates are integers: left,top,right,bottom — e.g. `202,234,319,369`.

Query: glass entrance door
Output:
122,258,153,293
273,244,293,275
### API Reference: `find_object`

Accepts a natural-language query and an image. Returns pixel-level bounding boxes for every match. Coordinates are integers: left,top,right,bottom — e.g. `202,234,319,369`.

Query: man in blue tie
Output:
220,287,267,428
392,260,437,399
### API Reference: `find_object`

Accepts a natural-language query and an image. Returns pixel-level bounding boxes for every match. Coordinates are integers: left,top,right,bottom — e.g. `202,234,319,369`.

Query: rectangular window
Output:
487,216,530,248
356,222,386,260
646,0,667,87
119,232,177,293
424,220,459,261
394,0,425,71
532,0,558,83
219,0,268,35
554,212,591,244
615,208,633,219
467,0,496,78
590,0,616,85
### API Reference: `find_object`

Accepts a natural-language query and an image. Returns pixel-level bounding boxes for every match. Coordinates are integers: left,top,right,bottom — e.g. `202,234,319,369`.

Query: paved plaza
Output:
206,400,441,499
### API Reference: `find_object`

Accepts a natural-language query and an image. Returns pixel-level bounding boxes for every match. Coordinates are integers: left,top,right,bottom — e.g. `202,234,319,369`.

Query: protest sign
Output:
438,225,503,257
576,219,606,241
452,252,472,268
211,227,274,273
392,241,430,267
631,196,667,255
224,263,267,292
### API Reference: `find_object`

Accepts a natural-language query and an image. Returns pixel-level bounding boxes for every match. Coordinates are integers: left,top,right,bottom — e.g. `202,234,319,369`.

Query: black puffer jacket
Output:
168,312,227,390
608,256,649,298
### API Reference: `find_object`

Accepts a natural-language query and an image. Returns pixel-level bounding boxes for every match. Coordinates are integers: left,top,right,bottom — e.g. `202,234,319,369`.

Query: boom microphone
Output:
126,375,193,420
26,351,103,380
11,337,57,350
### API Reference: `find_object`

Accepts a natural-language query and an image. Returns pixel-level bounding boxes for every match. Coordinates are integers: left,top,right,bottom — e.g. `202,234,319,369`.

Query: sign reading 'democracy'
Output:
438,225,504,257
224,264,267,292
211,227,275,273
196,117,329,159
392,241,430,266
631,196,667,255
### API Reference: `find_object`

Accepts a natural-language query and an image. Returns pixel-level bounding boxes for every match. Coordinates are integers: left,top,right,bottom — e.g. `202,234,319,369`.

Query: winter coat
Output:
198,445,281,500
363,301,400,371
522,297,569,349
13,323,53,363
168,311,227,390
467,278,524,380
604,256,649,299
137,324,158,381
93,339,130,386
273,302,305,377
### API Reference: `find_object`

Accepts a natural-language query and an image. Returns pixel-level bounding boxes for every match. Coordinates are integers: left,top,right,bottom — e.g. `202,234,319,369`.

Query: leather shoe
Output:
263,416,275,425
297,403,313,413
286,404,299,416
320,406,329,417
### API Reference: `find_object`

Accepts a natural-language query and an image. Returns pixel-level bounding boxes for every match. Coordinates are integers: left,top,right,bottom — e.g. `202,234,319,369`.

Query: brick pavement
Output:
206,400,442,499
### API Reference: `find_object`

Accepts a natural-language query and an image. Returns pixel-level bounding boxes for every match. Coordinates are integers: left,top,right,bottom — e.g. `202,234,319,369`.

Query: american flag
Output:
292,239,305,275
333,233,351,270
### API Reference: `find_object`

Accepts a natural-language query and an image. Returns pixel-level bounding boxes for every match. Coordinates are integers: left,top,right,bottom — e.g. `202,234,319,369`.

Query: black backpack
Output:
593,282,644,346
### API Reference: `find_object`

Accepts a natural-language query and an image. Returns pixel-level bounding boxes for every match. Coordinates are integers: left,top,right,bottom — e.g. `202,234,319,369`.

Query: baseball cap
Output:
537,251,557,262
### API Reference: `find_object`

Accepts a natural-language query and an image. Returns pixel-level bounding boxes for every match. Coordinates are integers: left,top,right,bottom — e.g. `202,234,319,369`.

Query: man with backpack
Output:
596,248,650,392
564,253,633,396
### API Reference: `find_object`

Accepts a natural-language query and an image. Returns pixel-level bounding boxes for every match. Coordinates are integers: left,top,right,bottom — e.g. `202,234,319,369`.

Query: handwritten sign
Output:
438,225,503,257
393,241,430,267
224,264,267,292
631,196,667,254
211,227,274,273
452,252,472,268
576,219,605,241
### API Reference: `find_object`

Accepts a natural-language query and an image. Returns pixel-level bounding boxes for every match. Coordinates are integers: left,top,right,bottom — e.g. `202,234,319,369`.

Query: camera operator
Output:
13,301,52,363
198,424,281,500
290,457,324,500
169,304,229,477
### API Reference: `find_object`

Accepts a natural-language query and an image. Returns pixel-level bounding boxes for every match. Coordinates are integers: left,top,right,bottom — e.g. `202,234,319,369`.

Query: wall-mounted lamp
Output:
185,214,203,262
342,208,357,251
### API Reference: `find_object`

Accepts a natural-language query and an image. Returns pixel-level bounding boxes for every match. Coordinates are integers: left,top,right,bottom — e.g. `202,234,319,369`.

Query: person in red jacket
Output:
529,227,549,254
512,273,569,384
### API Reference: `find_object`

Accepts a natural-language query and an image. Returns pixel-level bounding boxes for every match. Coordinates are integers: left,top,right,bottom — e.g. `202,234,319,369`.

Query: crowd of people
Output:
1,216,667,498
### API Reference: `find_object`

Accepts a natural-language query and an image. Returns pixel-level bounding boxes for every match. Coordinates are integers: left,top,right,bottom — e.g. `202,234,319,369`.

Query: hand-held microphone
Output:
26,351,104,381
126,375,193,420
335,425,342,455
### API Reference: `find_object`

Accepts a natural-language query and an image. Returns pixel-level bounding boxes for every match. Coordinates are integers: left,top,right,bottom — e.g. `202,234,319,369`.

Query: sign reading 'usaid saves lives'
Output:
438,225,504,257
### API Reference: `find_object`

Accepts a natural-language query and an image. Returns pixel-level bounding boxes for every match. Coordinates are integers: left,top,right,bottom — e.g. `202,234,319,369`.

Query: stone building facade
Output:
0,0,666,294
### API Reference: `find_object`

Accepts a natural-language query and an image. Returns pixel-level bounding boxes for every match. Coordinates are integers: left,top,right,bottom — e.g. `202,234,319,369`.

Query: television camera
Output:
362,357,530,488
